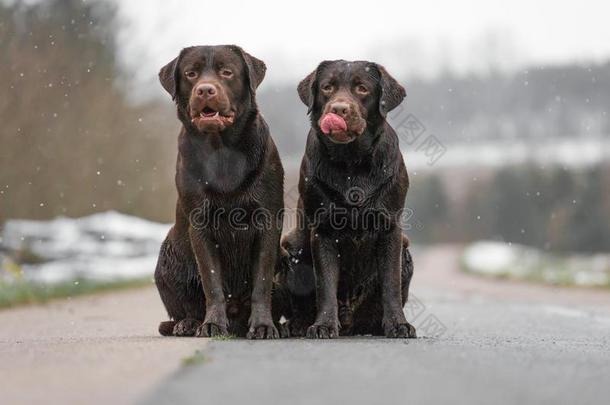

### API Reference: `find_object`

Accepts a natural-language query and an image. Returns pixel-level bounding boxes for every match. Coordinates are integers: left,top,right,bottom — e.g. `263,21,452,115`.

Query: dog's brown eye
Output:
185,71,198,79
321,84,333,93
356,84,369,94
220,69,233,78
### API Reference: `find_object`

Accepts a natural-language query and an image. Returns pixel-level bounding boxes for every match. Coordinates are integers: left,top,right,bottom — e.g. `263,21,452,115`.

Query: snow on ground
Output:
462,241,610,287
2,213,608,289
402,136,610,169
0,211,170,284
276,137,610,172
273,137,610,174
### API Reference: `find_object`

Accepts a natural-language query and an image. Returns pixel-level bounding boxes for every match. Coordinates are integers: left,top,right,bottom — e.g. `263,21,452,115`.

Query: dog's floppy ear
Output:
298,61,331,114
373,63,406,116
230,45,266,95
297,69,317,113
159,47,191,101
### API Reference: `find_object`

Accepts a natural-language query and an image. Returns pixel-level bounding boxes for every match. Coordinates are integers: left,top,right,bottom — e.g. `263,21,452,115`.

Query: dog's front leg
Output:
378,227,416,338
248,229,280,339
189,229,229,337
306,231,340,339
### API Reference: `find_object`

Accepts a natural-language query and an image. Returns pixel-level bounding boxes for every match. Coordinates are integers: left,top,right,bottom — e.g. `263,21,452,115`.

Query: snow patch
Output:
0,211,170,284
462,241,610,287
404,137,610,169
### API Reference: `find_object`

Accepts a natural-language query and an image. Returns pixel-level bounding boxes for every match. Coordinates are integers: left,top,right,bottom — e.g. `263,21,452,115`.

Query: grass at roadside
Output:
181,350,209,367
211,334,237,341
0,277,153,309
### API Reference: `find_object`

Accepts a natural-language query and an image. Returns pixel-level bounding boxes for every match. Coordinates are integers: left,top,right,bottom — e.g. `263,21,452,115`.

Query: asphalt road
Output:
142,287,610,405
3,245,610,405
0,287,205,405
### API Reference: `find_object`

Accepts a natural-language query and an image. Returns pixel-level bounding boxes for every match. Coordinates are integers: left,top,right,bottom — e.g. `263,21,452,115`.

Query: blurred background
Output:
1,0,609,305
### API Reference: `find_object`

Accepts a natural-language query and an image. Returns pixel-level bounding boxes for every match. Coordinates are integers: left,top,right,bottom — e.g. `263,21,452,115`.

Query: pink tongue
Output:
320,113,347,134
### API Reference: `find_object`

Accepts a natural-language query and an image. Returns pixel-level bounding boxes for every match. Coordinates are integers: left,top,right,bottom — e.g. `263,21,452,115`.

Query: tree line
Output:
408,164,610,254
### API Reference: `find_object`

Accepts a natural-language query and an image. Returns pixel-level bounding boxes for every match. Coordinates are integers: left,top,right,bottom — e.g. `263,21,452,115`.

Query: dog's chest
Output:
177,138,261,195
305,172,392,236
309,159,391,206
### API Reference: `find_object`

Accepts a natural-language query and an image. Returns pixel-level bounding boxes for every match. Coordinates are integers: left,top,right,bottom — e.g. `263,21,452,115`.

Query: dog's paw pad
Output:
196,322,228,338
306,323,339,339
247,324,280,340
173,318,201,336
384,322,417,339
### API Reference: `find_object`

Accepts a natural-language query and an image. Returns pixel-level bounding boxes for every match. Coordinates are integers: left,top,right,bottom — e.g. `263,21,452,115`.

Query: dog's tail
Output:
158,320,176,336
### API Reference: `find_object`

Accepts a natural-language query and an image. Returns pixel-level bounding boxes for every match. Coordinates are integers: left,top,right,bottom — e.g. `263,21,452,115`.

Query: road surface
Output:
0,285,204,405
2,245,610,405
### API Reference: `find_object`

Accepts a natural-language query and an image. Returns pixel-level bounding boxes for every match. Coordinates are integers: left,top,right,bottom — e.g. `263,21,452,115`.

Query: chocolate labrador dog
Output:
279,60,417,339
154,45,285,339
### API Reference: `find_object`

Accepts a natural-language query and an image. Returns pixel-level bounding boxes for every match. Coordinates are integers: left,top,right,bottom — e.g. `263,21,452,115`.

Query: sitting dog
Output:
279,60,417,338
154,45,285,339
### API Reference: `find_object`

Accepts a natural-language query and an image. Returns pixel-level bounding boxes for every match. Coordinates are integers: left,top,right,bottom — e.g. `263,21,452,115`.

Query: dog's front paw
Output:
306,322,339,339
196,321,228,338
247,322,280,339
383,319,417,338
173,318,201,336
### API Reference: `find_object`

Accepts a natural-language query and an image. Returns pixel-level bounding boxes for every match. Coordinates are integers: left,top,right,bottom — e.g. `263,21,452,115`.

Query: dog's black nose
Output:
330,102,350,118
195,83,217,98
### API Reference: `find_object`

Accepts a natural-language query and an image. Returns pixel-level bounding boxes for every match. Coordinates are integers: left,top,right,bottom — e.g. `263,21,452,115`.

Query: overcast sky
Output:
115,0,610,98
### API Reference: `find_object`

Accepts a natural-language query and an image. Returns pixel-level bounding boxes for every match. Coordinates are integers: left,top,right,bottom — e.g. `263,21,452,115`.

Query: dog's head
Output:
298,60,405,144
159,45,266,134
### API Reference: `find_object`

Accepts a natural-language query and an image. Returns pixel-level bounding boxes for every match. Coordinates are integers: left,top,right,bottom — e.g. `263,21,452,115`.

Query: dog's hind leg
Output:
279,231,316,337
349,235,416,337
155,235,204,336
401,234,414,306
400,234,416,337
